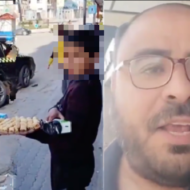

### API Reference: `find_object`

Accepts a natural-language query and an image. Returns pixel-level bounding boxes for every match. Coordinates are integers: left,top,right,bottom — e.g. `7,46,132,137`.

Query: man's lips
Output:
162,125,190,136
155,117,190,145
159,117,190,127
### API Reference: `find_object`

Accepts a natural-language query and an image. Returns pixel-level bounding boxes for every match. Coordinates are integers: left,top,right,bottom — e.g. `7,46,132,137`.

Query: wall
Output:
29,0,48,19
0,20,12,31
0,1,13,6
29,0,48,12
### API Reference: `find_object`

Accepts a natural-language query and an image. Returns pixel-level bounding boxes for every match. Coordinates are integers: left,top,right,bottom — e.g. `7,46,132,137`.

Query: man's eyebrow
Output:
134,49,171,57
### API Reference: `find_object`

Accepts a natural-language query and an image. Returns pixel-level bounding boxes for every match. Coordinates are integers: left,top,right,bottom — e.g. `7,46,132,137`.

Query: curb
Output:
31,29,50,33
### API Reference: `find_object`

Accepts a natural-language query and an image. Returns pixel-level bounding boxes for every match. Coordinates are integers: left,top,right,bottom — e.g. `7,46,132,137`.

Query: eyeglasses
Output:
115,55,190,89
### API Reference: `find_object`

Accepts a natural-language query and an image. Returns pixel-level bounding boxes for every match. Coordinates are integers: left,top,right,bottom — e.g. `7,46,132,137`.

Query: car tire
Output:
18,65,31,88
0,81,8,107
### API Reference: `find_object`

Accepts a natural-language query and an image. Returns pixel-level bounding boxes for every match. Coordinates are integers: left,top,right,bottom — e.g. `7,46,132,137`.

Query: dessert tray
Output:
0,116,40,135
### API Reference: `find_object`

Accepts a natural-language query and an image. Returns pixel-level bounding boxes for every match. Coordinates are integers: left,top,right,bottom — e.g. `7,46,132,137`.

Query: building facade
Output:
29,0,48,11
29,0,49,18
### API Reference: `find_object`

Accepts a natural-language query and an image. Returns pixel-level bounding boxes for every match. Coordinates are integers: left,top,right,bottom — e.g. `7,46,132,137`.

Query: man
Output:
48,25,69,94
104,3,190,190
48,25,64,69
26,27,103,190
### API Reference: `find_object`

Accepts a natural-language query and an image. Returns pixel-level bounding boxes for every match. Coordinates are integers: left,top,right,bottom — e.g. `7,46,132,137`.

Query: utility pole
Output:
93,1,96,24
17,0,23,21
83,0,87,24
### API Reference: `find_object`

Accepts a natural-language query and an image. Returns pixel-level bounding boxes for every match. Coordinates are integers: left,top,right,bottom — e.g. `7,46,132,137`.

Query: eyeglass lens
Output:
129,56,174,89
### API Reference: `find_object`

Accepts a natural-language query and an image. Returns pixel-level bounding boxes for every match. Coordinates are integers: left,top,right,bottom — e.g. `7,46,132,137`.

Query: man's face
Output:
62,41,96,75
112,6,190,187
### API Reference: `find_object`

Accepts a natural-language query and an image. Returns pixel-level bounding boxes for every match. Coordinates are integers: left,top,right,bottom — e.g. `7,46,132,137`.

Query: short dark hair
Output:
114,3,190,63
59,25,104,58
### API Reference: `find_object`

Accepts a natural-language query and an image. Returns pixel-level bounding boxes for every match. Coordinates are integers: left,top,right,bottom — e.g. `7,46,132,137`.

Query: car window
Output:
105,38,115,83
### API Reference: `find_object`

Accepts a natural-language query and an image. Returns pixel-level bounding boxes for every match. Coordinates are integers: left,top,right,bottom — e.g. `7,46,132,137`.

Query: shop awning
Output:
0,13,15,20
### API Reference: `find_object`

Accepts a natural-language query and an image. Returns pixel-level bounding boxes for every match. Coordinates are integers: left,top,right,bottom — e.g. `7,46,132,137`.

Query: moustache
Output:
148,101,190,132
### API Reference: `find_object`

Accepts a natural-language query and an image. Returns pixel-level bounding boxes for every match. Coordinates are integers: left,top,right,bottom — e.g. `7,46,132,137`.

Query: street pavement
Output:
0,33,102,190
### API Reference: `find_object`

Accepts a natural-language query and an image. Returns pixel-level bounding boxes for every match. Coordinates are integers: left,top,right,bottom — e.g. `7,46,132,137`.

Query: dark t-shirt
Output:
27,79,102,158
104,140,122,190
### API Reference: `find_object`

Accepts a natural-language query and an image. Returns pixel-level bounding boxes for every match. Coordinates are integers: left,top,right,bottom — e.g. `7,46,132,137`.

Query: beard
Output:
110,95,190,188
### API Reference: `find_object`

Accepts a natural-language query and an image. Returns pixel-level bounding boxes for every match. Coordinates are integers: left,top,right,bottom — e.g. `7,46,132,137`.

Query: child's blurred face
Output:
60,41,97,75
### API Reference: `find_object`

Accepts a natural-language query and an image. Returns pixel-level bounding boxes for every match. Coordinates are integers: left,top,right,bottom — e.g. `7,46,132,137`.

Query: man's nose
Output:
162,65,190,104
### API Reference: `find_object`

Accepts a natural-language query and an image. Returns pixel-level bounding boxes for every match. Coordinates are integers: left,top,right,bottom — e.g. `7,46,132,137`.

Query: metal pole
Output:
17,0,23,22
93,2,96,24
93,12,95,24
83,0,87,25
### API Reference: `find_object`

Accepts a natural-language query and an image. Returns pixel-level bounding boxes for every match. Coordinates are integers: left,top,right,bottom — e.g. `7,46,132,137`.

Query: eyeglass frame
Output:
114,54,190,89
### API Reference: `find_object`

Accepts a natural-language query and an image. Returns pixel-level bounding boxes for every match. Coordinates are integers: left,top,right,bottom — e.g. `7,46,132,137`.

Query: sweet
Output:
0,117,40,134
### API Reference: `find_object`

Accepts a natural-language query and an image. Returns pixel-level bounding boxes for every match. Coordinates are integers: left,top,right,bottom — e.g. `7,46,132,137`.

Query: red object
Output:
0,13,15,20
96,3,101,19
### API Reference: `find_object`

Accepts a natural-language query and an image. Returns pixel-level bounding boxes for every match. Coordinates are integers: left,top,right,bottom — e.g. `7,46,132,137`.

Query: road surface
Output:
0,33,102,190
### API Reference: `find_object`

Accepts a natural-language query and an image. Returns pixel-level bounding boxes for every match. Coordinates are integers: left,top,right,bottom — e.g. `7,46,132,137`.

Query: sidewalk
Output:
31,28,50,33
0,80,102,190
0,81,62,190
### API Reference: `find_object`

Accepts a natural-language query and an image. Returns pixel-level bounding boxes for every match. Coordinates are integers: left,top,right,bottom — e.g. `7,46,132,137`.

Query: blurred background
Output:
0,0,103,29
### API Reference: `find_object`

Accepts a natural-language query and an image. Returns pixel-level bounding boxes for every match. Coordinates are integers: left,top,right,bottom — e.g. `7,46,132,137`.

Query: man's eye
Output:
141,66,164,74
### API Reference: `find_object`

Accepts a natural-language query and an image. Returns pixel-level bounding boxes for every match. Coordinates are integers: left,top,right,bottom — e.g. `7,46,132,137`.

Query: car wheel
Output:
0,81,8,107
18,65,30,88
23,31,27,36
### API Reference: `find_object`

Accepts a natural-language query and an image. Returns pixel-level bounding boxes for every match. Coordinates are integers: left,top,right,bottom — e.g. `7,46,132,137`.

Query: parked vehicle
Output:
15,27,31,36
0,70,18,107
0,41,36,89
